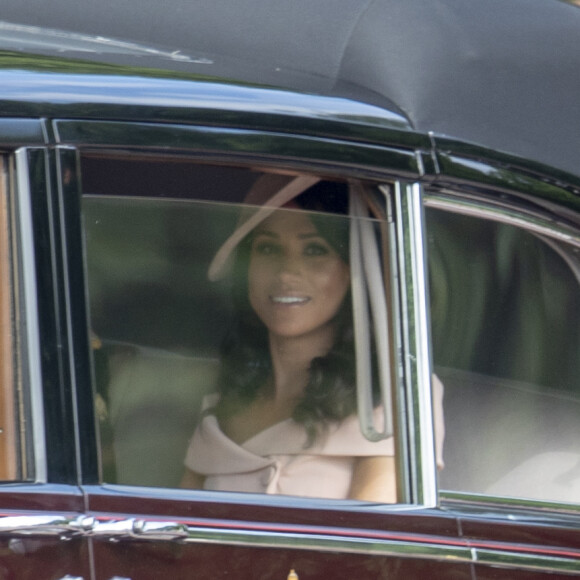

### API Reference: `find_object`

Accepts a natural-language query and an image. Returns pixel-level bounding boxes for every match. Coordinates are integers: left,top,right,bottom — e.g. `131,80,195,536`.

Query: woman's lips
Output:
270,295,310,305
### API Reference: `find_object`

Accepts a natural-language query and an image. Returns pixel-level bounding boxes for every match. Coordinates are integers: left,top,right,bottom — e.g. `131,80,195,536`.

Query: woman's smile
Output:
270,295,311,305
248,208,350,342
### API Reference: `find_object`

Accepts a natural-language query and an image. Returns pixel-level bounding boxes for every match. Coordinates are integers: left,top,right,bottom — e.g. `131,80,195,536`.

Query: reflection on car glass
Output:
429,208,580,503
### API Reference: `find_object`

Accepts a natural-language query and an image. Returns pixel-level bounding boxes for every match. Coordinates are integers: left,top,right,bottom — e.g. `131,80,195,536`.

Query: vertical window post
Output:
393,181,438,506
14,148,48,482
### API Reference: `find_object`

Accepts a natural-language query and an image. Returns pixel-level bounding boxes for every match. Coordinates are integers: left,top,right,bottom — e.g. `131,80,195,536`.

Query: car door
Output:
53,116,475,580
425,148,580,578
0,124,91,579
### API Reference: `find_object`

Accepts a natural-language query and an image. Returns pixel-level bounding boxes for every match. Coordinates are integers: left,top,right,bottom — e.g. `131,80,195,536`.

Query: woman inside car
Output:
181,174,443,501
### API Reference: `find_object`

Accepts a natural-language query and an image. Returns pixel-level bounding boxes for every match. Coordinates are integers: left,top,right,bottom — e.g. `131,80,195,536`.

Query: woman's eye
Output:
304,243,329,257
253,241,280,256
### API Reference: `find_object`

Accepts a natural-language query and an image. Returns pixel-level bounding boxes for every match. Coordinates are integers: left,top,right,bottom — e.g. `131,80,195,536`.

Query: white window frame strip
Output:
15,148,47,482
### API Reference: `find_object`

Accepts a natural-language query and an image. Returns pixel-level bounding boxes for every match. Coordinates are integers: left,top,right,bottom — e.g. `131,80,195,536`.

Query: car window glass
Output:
427,206,580,504
81,155,404,502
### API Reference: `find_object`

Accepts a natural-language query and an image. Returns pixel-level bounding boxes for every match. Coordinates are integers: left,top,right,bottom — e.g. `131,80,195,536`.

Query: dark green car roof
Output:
1,0,580,177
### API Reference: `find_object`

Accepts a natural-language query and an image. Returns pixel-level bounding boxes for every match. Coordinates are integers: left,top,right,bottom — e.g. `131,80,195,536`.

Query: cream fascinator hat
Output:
207,173,320,281
207,173,394,443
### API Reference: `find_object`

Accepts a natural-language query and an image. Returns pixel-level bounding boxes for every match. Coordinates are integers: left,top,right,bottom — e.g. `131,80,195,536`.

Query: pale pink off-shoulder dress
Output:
184,377,444,499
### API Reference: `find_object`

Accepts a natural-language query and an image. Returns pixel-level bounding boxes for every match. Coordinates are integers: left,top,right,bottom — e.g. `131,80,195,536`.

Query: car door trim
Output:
2,512,579,574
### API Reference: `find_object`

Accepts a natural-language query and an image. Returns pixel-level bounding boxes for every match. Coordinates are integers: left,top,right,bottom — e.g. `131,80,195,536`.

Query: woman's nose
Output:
277,253,302,278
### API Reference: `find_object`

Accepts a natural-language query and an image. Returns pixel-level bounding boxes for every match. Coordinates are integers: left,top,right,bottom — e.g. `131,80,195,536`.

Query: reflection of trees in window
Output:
428,207,580,393
83,197,235,355
81,158,259,354
430,207,580,501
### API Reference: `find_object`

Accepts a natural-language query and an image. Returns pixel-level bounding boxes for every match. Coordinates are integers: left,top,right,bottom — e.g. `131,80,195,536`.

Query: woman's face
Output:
248,208,350,342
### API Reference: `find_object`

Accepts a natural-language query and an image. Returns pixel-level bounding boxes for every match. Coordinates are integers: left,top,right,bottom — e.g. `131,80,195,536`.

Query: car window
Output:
426,203,580,504
81,154,416,502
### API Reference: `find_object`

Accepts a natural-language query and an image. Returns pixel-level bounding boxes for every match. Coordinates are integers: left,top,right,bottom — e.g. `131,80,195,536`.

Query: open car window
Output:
426,201,580,505
80,154,423,502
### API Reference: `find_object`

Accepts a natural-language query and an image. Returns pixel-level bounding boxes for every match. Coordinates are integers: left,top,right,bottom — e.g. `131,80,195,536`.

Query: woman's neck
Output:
267,324,335,402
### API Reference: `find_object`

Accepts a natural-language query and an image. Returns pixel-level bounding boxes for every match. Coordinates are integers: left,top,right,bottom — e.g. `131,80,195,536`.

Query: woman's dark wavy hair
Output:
214,180,378,445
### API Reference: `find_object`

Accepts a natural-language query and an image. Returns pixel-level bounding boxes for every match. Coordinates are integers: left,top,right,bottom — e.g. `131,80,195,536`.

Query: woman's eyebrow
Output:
253,230,321,239
297,232,323,240
253,229,278,238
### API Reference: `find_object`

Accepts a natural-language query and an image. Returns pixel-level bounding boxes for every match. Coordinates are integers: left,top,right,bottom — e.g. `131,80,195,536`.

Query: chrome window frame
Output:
392,182,438,507
424,191,580,250
14,148,47,482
